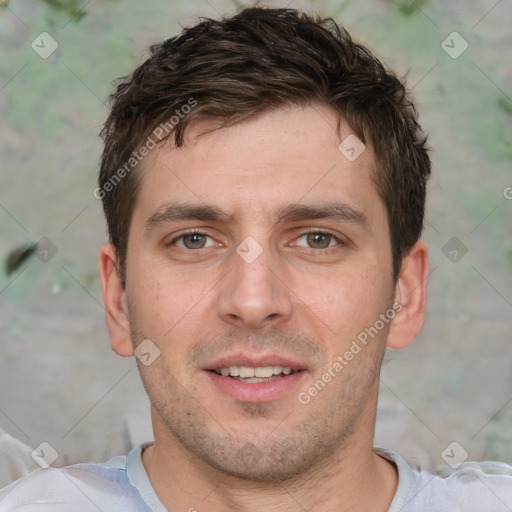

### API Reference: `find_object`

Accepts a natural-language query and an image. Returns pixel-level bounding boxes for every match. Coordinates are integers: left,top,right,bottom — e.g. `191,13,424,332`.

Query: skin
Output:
99,103,429,512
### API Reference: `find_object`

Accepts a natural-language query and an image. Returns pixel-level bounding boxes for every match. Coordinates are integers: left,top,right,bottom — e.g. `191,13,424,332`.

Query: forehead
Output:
134,103,384,227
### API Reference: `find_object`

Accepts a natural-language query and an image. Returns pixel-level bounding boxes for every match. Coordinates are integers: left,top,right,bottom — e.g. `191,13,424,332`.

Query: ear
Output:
386,240,429,349
98,243,134,357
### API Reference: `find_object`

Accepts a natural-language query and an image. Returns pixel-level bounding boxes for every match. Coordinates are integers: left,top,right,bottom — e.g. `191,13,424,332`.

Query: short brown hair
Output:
98,6,430,284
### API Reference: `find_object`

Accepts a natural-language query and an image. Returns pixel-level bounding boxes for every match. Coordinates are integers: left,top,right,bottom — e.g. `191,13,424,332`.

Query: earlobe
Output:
386,241,429,350
98,243,134,357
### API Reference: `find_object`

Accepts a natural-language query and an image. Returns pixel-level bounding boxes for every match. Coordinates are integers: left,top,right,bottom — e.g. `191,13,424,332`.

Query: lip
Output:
202,353,307,372
201,352,309,403
205,369,307,403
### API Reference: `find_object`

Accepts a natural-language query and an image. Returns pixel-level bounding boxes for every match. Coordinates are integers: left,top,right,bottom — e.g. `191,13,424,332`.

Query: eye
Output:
294,230,344,251
168,230,217,250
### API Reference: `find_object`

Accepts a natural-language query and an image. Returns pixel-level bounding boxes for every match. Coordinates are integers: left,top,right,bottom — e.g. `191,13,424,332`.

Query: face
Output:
120,103,399,481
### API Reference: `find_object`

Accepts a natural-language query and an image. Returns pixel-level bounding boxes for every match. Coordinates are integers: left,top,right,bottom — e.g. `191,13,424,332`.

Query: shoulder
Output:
406,460,512,511
376,448,512,511
0,456,150,512
0,429,38,488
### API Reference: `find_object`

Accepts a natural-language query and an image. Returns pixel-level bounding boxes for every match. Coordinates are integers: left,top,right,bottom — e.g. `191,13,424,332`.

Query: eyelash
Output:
293,228,346,253
167,229,215,249
167,228,346,254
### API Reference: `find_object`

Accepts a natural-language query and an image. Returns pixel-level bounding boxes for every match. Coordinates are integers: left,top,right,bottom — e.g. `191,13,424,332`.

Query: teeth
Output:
255,366,273,378
234,377,275,383
239,366,255,378
216,366,295,378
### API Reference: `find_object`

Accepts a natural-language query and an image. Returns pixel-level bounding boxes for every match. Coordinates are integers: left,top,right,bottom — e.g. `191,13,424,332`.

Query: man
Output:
1,6,511,511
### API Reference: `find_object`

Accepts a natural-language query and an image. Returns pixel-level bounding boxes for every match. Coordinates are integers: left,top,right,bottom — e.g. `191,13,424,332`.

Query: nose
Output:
216,240,293,330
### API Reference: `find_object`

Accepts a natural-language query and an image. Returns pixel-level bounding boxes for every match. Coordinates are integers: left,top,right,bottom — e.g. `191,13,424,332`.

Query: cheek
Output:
128,261,212,345
301,266,392,343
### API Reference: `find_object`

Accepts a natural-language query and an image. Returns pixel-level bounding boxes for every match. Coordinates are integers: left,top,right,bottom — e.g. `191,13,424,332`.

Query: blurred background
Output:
0,0,511,473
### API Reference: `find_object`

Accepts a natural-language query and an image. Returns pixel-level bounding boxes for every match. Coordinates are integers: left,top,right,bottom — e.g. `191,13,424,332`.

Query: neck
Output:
142,403,398,512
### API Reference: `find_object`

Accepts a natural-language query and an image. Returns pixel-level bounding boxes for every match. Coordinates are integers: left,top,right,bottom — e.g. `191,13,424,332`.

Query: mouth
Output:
210,365,302,383
204,358,307,402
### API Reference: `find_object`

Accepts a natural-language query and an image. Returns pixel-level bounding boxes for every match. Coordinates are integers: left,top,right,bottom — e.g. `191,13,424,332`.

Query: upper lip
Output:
203,353,308,372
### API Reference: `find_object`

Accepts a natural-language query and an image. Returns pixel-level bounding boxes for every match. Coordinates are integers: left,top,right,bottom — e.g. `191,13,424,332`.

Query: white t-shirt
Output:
0,430,38,490
1,443,512,511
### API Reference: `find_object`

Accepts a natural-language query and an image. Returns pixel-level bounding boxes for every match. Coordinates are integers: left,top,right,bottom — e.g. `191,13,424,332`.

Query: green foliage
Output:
390,0,432,16
41,0,88,21
498,97,512,117
498,97,512,162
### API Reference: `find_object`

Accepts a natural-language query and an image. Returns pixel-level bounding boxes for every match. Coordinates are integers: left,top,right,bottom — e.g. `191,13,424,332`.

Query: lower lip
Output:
205,371,307,403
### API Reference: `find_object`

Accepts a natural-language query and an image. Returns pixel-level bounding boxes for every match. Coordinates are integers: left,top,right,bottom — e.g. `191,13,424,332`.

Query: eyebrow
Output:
145,203,235,230
275,203,370,230
144,201,371,233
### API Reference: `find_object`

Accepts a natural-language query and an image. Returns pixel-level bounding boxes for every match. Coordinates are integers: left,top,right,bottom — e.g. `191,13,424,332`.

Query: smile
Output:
206,364,306,402
213,365,298,383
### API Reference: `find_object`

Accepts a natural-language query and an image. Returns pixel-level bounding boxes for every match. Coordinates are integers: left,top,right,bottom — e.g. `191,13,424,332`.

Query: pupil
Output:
185,234,205,249
308,233,329,248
